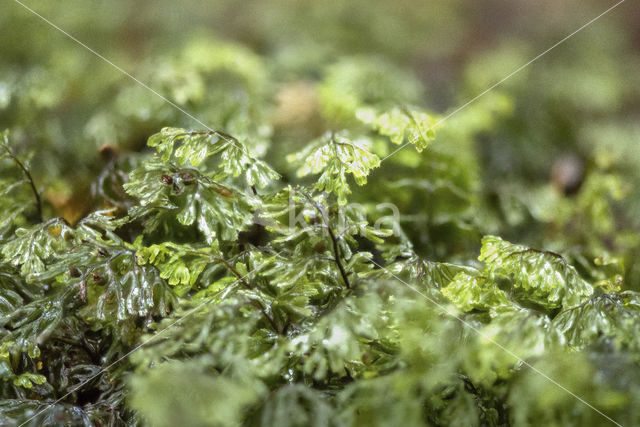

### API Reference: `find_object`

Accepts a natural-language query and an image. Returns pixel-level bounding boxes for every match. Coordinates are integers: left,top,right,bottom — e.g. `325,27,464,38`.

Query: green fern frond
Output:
287,132,380,205
358,106,437,152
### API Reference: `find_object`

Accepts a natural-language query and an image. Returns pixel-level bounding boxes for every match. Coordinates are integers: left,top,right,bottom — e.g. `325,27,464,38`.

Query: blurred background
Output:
2,0,640,287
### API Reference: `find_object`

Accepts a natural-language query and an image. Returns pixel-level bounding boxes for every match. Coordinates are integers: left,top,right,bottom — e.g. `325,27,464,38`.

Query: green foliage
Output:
318,57,424,126
135,241,213,288
252,384,332,427
441,273,510,314
358,106,437,152
553,292,640,354
144,127,278,186
0,132,39,239
129,359,261,427
441,234,599,319
2,2,640,426
478,235,594,309
287,132,380,204
1,219,72,277
124,128,278,242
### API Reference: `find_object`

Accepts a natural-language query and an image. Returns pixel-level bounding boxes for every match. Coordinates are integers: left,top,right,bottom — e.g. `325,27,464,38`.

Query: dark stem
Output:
1,143,42,222
214,256,250,288
249,299,279,333
327,219,351,289
211,253,280,333
303,192,351,289
180,248,281,333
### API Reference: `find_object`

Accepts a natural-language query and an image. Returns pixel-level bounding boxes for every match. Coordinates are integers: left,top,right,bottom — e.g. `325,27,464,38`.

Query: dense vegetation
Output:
1,1,640,426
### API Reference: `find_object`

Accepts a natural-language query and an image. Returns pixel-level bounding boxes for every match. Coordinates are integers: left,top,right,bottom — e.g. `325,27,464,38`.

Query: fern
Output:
1,219,72,277
553,291,640,353
124,128,278,242
2,6,640,425
478,235,594,309
358,106,437,152
287,132,380,205
145,127,278,187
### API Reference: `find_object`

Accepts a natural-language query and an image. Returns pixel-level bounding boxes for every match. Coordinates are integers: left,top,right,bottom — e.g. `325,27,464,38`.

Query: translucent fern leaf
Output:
135,242,216,289
553,291,640,351
441,272,512,315
389,256,479,289
0,291,68,354
0,219,73,277
478,236,594,309
146,127,279,187
74,209,131,240
124,160,254,242
357,106,437,152
148,128,210,166
52,245,176,321
20,217,176,322
260,290,397,383
0,341,47,390
93,255,173,321
13,372,46,389
287,132,380,205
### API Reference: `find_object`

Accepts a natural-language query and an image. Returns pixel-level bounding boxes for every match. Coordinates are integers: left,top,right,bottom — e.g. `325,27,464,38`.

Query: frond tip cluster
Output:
287,131,380,204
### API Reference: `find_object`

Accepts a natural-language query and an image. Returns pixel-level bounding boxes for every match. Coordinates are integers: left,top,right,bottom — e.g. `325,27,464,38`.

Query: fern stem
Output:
302,192,351,289
0,142,42,222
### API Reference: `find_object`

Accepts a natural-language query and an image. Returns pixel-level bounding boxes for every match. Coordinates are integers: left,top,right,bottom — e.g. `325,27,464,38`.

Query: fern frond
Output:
287,132,380,205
